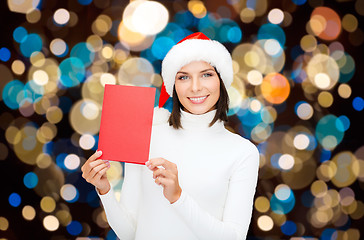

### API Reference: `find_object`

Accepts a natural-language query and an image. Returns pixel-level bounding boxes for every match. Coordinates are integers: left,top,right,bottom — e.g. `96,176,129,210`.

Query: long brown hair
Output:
168,69,229,129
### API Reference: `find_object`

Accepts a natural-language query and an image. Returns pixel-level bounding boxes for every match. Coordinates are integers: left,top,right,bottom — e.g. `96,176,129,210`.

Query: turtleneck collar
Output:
180,109,225,131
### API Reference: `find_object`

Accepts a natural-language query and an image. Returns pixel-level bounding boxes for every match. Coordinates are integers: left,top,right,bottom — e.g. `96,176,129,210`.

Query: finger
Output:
92,164,110,182
146,158,176,171
83,151,103,168
155,176,173,187
153,168,174,180
86,162,110,182
82,159,108,174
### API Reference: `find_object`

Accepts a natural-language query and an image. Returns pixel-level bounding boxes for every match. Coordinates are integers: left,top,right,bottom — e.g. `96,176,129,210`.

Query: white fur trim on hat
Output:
152,107,170,125
161,39,233,96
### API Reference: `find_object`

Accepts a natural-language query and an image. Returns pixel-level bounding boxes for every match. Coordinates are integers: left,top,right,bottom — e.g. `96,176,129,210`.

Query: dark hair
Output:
168,69,229,129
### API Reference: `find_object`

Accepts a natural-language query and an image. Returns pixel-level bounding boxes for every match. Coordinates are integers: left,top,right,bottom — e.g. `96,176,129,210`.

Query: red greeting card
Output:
97,84,156,164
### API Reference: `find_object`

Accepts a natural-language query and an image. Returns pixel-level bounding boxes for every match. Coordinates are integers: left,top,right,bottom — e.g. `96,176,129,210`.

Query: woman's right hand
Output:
81,150,111,195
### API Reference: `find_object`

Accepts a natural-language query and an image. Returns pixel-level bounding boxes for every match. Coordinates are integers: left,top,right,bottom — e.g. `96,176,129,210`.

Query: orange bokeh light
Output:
310,7,341,41
261,73,290,104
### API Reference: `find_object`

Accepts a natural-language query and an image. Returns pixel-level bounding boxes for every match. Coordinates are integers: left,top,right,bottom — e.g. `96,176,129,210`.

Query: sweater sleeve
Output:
171,144,260,240
97,163,142,240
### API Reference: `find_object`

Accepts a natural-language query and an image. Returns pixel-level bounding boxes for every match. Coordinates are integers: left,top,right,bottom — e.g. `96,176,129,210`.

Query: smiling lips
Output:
188,95,208,104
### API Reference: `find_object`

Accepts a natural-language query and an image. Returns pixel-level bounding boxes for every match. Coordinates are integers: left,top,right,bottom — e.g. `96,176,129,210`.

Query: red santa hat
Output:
153,32,233,125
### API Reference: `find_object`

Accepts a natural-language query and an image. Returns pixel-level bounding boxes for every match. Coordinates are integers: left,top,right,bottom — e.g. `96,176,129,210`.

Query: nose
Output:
191,76,202,92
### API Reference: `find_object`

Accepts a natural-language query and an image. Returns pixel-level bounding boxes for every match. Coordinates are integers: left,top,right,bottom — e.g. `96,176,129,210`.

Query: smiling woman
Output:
81,32,260,240
175,61,220,114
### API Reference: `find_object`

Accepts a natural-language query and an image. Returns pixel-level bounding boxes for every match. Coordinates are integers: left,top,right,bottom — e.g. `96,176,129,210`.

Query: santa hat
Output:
152,32,233,125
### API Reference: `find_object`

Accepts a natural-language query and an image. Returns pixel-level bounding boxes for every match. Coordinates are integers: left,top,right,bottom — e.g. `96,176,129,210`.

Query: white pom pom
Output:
152,107,170,125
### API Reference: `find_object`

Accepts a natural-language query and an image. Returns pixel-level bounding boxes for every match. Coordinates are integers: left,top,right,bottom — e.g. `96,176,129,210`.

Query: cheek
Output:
209,79,220,97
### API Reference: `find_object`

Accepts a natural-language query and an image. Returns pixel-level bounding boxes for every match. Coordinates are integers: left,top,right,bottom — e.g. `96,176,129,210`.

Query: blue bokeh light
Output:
66,220,83,235
337,115,350,132
291,0,307,5
77,0,92,5
2,80,24,109
19,33,43,57
270,187,295,214
315,114,344,150
70,42,95,67
13,26,28,43
58,57,86,88
301,190,314,208
258,23,286,47
9,193,21,207
0,47,11,62
23,172,39,189
281,220,297,235
151,37,175,60
352,96,364,111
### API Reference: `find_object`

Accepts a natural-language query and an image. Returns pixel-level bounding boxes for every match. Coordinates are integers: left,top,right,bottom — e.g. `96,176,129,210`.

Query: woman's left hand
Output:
146,158,182,204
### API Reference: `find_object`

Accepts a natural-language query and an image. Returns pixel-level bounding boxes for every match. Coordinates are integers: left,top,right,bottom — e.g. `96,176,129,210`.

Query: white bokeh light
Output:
64,154,80,170
123,0,169,35
294,133,310,150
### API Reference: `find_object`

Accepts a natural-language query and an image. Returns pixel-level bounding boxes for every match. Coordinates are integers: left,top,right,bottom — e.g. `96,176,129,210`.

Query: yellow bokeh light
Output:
318,91,333,108
123,0,169,34
22,205,36,221
46,106,63,124
307,54,339,90
255,196,270,213
43,215,59,231
300,35,317,52
342,14,358,32
30,51,45,67
26,8,41,23
7,0,40,14
338,83,352,99
311,180,328,197
70,99,101,135
317,160,337,182
100,73,116,86
257,215,274,231
118,21,155,52
40,196,56,213
188,0,207,19
33,70,49,86
11,60,25,75
331,151,358,188
0,217,9,231
247,70,263,85
101,45,114,60
240,8,256,23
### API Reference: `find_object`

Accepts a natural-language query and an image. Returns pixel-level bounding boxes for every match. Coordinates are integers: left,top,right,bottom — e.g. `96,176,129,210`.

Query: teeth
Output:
189,96,207,101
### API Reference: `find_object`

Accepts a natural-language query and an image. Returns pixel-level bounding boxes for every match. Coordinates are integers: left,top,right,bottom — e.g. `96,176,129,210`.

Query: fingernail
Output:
98,150,103,155
104,160,109,165
145,161,149,165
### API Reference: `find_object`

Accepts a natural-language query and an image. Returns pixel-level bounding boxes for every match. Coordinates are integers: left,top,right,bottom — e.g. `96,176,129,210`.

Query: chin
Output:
185,105,214,115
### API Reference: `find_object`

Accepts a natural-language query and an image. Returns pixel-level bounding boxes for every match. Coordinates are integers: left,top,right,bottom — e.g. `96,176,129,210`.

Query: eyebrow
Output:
176,68,215,75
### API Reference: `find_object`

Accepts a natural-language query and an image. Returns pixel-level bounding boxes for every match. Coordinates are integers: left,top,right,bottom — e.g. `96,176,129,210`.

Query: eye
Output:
178,75,189,80
202,72,213,77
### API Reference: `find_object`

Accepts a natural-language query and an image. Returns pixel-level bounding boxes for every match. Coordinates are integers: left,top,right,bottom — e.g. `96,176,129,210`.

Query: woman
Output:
81,32,259,240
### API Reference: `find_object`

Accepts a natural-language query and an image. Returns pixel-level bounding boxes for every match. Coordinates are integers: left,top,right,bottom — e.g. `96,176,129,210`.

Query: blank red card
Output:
98,84,156,164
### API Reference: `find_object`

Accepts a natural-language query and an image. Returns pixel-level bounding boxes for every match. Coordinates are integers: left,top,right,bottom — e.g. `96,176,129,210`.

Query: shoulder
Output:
221,128,260,166
223,128,258,153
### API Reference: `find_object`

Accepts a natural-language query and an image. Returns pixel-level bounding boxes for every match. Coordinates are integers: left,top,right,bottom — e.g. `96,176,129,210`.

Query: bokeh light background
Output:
1,0,364,239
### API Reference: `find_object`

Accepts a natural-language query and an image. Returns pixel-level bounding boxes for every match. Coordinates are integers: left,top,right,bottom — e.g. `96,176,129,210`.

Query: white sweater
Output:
98,109,260,240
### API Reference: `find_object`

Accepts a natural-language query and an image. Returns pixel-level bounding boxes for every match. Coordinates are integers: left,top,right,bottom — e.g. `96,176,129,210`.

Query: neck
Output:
179,109,225,131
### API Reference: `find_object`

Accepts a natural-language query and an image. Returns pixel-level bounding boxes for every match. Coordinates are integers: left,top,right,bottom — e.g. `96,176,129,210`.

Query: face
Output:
174,61,220,115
